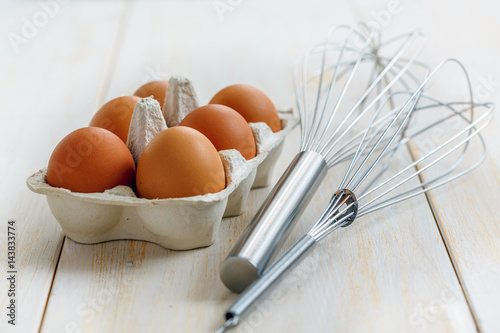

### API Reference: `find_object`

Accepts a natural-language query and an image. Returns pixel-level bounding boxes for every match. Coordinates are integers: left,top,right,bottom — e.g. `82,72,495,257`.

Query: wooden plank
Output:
39,1,477,332
0,1,128,332
353,0,500,331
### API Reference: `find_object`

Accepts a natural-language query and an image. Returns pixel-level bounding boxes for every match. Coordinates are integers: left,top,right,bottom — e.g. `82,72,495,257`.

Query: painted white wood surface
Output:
0,1,128,332
0,0,498,332
354,1,500,331
36,1,477,333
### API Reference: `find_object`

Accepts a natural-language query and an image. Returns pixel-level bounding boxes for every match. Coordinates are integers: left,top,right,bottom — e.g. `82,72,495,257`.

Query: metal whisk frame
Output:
217,52,494,333
220,24,428,294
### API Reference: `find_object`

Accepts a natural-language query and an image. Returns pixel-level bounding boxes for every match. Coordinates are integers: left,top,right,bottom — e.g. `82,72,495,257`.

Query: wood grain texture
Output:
1,0,499,332
38,1,481,332
353,1,500,331
0,1,128,332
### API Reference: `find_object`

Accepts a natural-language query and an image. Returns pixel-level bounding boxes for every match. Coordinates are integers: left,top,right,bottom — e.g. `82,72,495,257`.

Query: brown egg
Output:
136,127,225,199
89,96,140,143
134,80,168,110
209,84,282,133
179,104,256,160
47,127,136,193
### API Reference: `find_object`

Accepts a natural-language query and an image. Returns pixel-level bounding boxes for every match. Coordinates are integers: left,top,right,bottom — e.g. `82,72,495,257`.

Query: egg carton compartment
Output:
27,112,298,250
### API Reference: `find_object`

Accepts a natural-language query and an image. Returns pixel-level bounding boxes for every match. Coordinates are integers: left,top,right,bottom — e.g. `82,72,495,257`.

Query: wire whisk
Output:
217,33,494,332
220,23,431,294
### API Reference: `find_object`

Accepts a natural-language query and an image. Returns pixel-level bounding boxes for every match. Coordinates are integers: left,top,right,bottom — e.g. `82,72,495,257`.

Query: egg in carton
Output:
27,76,298,250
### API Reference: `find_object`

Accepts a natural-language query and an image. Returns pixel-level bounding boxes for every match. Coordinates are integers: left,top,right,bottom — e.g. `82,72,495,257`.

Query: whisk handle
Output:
220,151,327,293
223,234,316,329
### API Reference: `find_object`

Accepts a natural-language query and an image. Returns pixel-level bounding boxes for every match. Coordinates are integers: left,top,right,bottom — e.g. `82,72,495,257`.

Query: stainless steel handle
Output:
220,151,327,293
218,235,316,332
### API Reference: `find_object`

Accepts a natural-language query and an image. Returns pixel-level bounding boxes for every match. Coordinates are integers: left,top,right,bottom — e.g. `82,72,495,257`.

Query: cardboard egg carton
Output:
27,112,298,250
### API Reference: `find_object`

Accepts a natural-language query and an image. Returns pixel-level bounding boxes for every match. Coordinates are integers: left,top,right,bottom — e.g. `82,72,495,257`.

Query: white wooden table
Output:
1,1,499,332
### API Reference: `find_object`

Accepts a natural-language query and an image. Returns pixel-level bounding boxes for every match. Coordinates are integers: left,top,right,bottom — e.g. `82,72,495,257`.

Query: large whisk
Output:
220,23,428,293
217,54,494,333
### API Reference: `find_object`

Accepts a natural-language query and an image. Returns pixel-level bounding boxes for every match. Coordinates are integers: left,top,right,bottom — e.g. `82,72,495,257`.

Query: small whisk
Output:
217,56,494,332
220,23,428,293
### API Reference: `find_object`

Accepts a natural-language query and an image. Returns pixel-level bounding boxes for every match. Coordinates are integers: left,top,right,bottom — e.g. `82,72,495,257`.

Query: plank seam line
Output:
423,191,481,332
37,236,66,333
406,137,480,331
94,0,135,107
